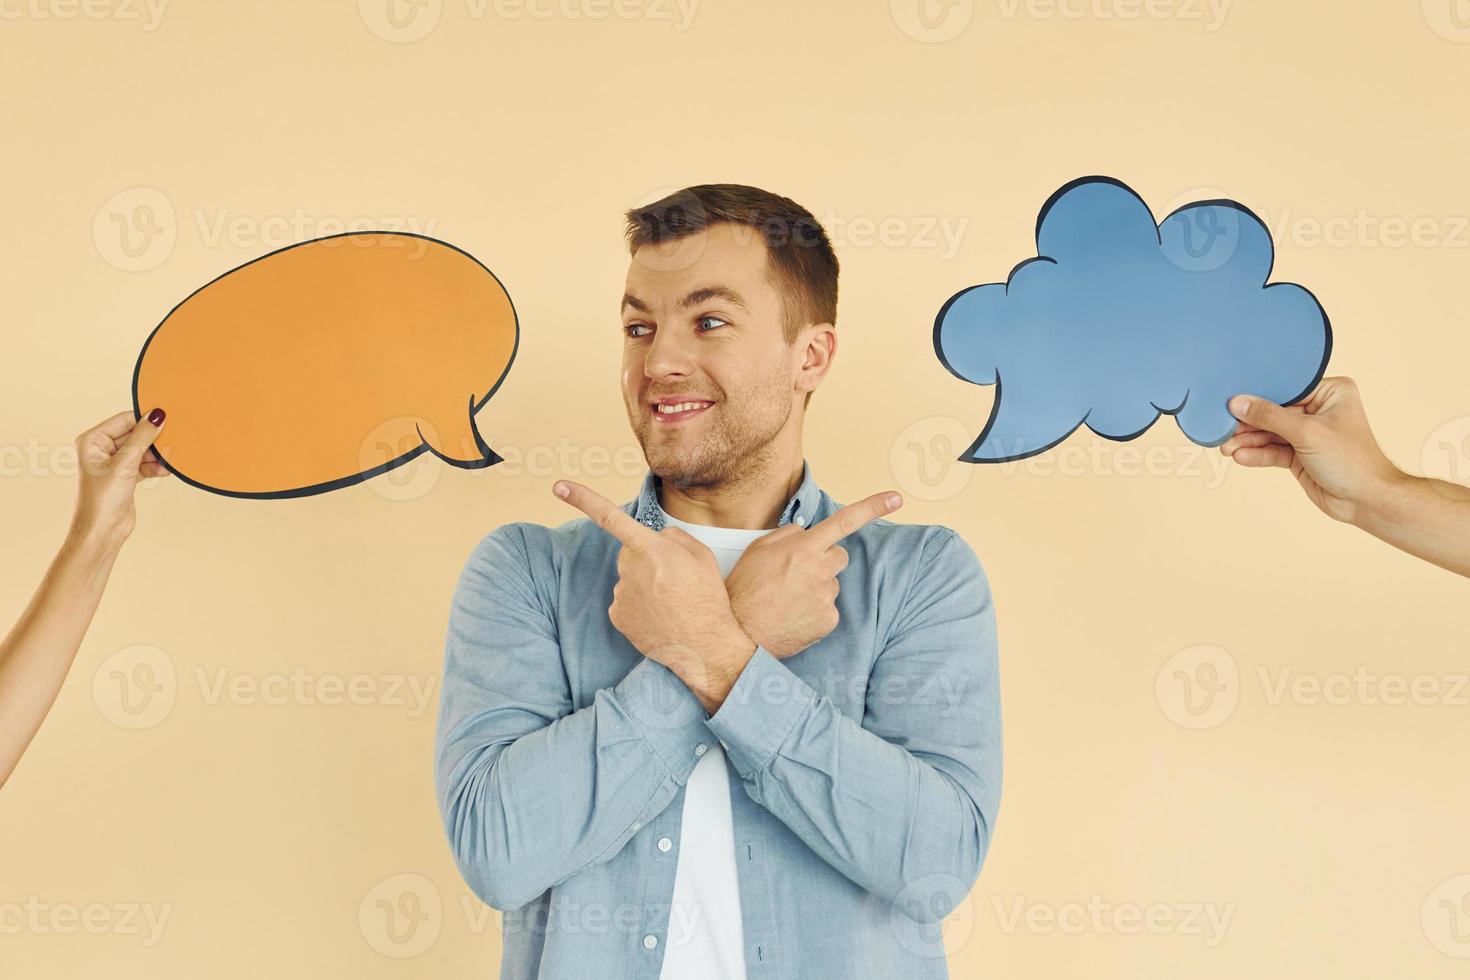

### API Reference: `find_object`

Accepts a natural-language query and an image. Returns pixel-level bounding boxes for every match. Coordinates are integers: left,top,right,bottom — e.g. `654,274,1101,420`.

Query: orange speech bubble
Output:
132,232,518,498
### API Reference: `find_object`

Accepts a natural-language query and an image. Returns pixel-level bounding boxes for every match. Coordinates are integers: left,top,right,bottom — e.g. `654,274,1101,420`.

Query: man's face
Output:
620,223,803,489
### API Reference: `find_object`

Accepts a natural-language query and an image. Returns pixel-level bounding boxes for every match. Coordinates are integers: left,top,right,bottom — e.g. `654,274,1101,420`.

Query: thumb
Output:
116,407,166,472
1228,395,1307,444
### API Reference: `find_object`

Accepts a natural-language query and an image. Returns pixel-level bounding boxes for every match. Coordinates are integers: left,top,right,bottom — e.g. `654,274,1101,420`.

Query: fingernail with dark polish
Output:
147,407,166,426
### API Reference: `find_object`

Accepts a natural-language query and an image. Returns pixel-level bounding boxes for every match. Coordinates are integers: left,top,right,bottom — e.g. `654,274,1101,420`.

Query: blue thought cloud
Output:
933,176,1332,462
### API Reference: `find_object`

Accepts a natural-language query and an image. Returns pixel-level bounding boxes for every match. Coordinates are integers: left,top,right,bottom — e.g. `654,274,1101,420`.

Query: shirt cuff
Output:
705,645,818,779
610,657,712,785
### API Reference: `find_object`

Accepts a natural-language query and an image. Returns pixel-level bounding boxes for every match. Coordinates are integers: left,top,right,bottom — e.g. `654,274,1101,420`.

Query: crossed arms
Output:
434,487,1001,921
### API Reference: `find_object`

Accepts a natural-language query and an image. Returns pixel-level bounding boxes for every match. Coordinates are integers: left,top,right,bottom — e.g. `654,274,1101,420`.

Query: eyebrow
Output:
679,286,748,312
620,285,749,317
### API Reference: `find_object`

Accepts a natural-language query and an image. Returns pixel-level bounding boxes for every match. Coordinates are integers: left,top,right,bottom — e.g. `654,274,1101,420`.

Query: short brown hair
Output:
624,184,839,343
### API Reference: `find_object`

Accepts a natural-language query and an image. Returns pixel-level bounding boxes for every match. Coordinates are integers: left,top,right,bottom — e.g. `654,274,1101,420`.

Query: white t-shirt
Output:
657,512,771,980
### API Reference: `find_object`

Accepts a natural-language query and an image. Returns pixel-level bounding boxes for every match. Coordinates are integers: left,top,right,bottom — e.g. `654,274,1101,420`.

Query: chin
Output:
645,449,719,489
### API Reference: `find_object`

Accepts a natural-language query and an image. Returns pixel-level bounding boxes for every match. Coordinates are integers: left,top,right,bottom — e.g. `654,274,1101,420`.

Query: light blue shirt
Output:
434,461,1002,979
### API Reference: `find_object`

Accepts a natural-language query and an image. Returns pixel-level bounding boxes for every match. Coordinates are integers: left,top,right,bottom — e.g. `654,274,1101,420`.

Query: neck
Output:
658,435,805,531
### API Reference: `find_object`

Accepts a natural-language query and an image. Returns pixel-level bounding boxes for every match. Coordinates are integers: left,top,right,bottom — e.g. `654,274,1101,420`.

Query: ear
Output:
794,322,836,396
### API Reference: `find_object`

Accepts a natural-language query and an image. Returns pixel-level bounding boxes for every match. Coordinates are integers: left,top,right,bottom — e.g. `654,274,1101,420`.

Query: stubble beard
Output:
628,376,793,492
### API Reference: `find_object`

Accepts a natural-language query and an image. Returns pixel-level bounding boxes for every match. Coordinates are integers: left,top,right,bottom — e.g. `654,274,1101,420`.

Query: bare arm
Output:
1223,377,1470,578
1354,471,1470,578
0,409,167,788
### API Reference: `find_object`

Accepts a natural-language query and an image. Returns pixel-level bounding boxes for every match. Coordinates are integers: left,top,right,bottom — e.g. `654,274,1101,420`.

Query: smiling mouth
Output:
649,399,714,424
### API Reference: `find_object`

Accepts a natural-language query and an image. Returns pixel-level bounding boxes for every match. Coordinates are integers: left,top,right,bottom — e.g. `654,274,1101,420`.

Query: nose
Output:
643,323,696,383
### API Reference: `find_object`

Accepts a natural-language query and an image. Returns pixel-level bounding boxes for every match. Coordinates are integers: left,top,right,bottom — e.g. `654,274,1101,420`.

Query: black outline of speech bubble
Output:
130,230,519,499
933,175,1333,464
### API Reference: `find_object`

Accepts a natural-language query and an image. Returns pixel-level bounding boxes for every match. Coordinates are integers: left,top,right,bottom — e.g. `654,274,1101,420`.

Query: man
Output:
435,185,1002,979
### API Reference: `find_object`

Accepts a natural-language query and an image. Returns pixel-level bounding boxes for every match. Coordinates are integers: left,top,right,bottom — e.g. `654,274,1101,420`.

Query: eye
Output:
696,315,729,332
625,323,652,338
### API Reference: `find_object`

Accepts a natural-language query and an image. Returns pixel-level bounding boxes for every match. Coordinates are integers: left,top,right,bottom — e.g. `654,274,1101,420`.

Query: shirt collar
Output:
632,460,821,532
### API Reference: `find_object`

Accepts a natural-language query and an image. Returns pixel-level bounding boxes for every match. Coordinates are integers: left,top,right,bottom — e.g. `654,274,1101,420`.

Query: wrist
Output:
1350,465,1417,532
63,517,127,564
680,623,756,716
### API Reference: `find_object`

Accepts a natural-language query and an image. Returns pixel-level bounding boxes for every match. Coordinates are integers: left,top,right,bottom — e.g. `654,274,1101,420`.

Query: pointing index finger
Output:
554,480,653,547
807,491,903,549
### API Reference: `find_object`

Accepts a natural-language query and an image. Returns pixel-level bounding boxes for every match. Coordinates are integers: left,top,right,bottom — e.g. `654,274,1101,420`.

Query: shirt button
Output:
643,934,658,950
693,743,708,757
657,836,672,852
795,515,808,527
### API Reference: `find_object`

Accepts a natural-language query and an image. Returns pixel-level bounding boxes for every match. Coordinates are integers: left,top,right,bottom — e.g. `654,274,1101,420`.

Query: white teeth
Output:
656,401,709,414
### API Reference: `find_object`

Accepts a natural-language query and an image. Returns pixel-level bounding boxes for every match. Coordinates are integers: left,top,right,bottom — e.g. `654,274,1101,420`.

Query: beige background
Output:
3,0,1470,976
